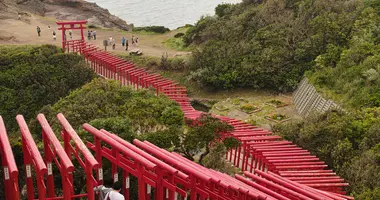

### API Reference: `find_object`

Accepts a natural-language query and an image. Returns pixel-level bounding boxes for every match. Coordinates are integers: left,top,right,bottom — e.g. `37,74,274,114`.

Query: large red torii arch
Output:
56,20,87,52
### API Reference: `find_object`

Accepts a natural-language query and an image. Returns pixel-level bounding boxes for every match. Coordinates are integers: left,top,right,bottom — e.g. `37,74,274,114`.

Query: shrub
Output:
88,24,97,28
170,57,187,71
134,26,170,33
268,100,283,106
158,53,170,70
158,54,187,71
184,0,365,91
240,104,259,113
215,4,232,17
0,45,96,132
268,114,288,121
174,33,185,38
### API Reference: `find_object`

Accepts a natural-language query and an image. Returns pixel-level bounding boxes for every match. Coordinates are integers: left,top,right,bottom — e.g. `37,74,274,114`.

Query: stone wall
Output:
293,78,341,117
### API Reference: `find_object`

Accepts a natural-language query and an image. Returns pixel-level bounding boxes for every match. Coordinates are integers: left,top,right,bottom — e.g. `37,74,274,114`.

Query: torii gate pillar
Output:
56,20,87,51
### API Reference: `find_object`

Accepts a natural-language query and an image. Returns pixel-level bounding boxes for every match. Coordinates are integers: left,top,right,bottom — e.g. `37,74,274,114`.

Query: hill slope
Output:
0,0,130,30
184,0,365,91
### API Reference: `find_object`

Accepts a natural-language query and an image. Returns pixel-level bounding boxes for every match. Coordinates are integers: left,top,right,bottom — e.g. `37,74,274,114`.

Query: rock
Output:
18,0,46,15
1,0,132,30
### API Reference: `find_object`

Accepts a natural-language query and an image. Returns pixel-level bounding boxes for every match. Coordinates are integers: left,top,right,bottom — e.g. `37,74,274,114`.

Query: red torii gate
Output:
56,20,87,52
0,116,20,200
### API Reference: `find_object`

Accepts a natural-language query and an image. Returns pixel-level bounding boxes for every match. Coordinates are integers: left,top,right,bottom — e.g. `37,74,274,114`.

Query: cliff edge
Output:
0,0,131,30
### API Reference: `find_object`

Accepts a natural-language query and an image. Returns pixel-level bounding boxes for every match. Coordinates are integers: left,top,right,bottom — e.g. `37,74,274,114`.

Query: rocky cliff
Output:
0,0,131,30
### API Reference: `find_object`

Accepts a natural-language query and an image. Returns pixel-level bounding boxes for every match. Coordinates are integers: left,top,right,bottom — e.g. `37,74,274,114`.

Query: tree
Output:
178,114,240,164
42,78,183,134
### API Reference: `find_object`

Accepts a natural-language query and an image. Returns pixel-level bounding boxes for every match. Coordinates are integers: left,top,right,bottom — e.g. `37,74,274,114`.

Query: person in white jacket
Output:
94,179,113,200
104,181,124,200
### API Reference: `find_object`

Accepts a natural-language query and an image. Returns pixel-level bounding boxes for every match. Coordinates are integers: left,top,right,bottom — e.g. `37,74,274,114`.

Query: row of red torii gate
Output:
0,21,353,200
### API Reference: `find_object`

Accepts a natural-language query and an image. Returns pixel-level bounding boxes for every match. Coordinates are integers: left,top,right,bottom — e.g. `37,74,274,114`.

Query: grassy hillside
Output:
184,0,365,91
307,6,380,109
0,45,96,131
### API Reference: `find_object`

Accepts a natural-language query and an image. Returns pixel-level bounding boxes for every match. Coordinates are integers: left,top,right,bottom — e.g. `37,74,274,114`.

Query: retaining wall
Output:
293,78,341,117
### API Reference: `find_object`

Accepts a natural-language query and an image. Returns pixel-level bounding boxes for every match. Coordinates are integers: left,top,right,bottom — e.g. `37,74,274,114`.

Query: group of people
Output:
105,35,139,51
88,30,97,40
121,35,139,51
36,25,140,52
35,25,60,41
94,180,124,200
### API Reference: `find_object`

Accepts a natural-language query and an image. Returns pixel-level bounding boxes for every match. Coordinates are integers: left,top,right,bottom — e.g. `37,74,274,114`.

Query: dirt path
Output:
0,15,189,57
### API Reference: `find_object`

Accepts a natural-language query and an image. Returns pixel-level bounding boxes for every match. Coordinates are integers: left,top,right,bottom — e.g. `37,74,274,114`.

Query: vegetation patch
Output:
0,45,96,132
244,119,257,126
266,100,288,108
133,26,170,34
88,24,98,29
265,113,291,123
230,98,248,105
164,37,191,51
239,104,261,114
215,105,229,112
191,99,218,112
174,32,185,38
273,109,380,199
184,0,367,92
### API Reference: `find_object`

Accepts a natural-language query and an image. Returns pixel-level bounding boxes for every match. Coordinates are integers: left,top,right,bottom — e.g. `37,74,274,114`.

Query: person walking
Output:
109,36,113,45
125,39,129,51
93,30,97,40
121,37,125,47
53,31,56,40
37,26,41,36
94,179,113,200
88,30,91,40
135,37,139,47
48,25,51,31
131,35,135,46
18,13,21,20
104,181,124,200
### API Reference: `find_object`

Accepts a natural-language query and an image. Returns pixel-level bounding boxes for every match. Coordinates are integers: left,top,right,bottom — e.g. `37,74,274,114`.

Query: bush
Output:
170,57,187,70
88,24,97,29
164,37,190,51
158,53,170,70
184,0,364,91
0,45,96,132
273,109,380,197
158,53,187,71
45,79,183,133
174,32,185,38
134,26,170,33
308,7,380,109
215,4,233,17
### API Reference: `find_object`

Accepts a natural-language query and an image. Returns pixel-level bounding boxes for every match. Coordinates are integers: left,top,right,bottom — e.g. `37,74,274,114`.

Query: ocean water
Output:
86,0,241,29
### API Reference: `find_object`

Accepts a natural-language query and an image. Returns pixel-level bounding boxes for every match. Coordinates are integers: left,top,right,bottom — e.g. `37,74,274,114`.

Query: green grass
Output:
118,53,160,67
163,37,192,51
130,30,162,35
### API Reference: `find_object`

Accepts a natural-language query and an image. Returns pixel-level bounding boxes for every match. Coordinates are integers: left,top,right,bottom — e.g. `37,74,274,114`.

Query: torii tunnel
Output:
0,21,353,200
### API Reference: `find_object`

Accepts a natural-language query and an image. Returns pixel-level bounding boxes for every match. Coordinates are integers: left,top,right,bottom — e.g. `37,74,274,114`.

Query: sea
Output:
86,0,242,30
